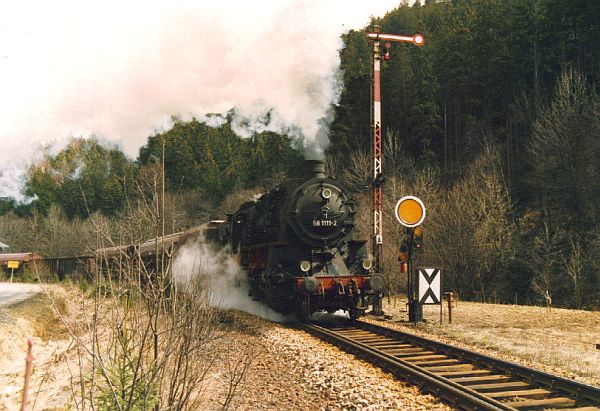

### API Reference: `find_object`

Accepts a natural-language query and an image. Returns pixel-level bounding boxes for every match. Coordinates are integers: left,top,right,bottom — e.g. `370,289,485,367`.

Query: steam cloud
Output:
173,238,291,323
0,1,403,198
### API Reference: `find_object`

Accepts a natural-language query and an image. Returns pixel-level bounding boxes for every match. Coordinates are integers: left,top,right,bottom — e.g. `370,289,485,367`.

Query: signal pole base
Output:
408,299,423,323
370,292,384,317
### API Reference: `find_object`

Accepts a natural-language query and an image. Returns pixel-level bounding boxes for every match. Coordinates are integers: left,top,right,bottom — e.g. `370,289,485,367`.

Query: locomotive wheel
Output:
295,297,311,322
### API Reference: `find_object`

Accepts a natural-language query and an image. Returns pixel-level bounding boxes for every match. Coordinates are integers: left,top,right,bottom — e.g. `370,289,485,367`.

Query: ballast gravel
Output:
204,313,453,410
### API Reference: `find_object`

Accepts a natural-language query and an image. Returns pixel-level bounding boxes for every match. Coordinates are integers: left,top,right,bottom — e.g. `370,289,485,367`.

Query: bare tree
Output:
220,188,265,215
427,145,513,301
530,69,600,234
339,149,371,192
0,206,94,257
382,130,416,179
564,236,585,309
530,218,562,308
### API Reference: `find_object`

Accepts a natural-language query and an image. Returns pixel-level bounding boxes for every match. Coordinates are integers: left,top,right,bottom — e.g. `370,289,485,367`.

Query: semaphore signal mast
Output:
368,26,424,315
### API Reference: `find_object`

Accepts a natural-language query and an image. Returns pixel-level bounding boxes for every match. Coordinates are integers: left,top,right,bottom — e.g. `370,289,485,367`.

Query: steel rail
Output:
298,320,600,410
300,322,514,411
358,321,600,405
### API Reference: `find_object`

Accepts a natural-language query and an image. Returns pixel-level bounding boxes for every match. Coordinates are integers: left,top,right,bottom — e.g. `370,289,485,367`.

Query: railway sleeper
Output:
468,381,532,392
384,348,431,355
345,332,387,338
434,369,493,378
407,359,461,367
355,336,400,341
425,363,477,372
504,396,576,409
335,330,373,336
449,374,512,384
350,336,396,343
485,388,551,399
369,343,413,349
337,333,377,338
401,354,449,362
353,339,402,345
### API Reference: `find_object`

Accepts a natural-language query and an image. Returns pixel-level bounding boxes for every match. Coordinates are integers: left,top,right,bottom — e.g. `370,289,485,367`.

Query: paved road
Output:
0,283,42,307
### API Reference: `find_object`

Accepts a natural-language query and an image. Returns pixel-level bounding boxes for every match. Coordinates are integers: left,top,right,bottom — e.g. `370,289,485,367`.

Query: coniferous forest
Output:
2,0,600,309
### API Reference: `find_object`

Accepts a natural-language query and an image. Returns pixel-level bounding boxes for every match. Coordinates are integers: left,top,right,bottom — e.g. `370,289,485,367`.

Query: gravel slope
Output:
203,316,453,410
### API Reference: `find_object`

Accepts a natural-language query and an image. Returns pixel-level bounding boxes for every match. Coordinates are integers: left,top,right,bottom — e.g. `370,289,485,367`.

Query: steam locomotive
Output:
209,160,385,321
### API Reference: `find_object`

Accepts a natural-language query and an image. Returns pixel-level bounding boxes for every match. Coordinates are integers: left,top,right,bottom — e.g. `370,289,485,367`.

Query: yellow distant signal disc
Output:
395,196,426,227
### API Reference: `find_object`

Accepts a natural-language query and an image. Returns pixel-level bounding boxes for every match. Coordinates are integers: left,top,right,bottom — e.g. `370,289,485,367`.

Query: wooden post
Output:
445,292,453,324
20,338,34,411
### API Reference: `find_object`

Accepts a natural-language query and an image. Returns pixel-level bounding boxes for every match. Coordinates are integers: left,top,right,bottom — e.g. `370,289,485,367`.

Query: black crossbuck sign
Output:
418,268,441,304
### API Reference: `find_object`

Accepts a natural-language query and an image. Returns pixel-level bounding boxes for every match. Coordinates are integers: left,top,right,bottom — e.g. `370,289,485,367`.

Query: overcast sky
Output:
0,0,406,199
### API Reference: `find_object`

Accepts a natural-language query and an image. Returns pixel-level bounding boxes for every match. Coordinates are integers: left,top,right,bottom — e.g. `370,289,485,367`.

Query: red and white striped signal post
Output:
367,26,424,315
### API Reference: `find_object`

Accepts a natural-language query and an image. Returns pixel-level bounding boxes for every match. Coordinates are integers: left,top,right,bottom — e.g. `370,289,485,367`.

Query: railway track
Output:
299,319,600,410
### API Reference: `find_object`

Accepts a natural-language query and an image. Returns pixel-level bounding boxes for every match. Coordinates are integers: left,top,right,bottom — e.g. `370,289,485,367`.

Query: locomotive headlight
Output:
321,188,332,199
300,260,311,272
362,259,373,270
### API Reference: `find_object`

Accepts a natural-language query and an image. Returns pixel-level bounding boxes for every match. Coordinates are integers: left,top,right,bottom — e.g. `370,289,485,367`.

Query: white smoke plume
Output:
0,1,404,198
173,238,291,323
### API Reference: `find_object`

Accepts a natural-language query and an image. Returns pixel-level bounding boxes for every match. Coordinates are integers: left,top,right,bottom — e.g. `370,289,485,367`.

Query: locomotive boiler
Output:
215,160,385,321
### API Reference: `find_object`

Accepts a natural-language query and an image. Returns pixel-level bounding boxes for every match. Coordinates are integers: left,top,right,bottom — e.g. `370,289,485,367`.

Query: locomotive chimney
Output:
303,160,326,179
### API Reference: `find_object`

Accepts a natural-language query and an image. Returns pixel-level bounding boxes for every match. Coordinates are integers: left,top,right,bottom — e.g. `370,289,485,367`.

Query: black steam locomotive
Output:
211,160,384,321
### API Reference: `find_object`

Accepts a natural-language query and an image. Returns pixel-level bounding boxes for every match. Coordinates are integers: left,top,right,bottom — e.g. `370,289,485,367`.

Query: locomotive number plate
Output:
312,219,337,227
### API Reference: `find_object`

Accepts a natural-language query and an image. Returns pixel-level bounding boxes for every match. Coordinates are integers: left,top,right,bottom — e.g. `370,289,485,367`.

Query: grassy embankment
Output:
380,297,600,386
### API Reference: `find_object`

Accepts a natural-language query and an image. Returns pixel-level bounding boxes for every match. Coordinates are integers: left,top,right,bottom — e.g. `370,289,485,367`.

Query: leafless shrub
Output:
324,152,343,180
564,236,586,309
380,171,441,297
530,219,562,309
350,164,441,300
339,149,371,192
382,130,417,178
0,205,94,257
429,145,513,301
42,162,256,409
220,188,265,215
0,212,37,253
352,143,512,303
